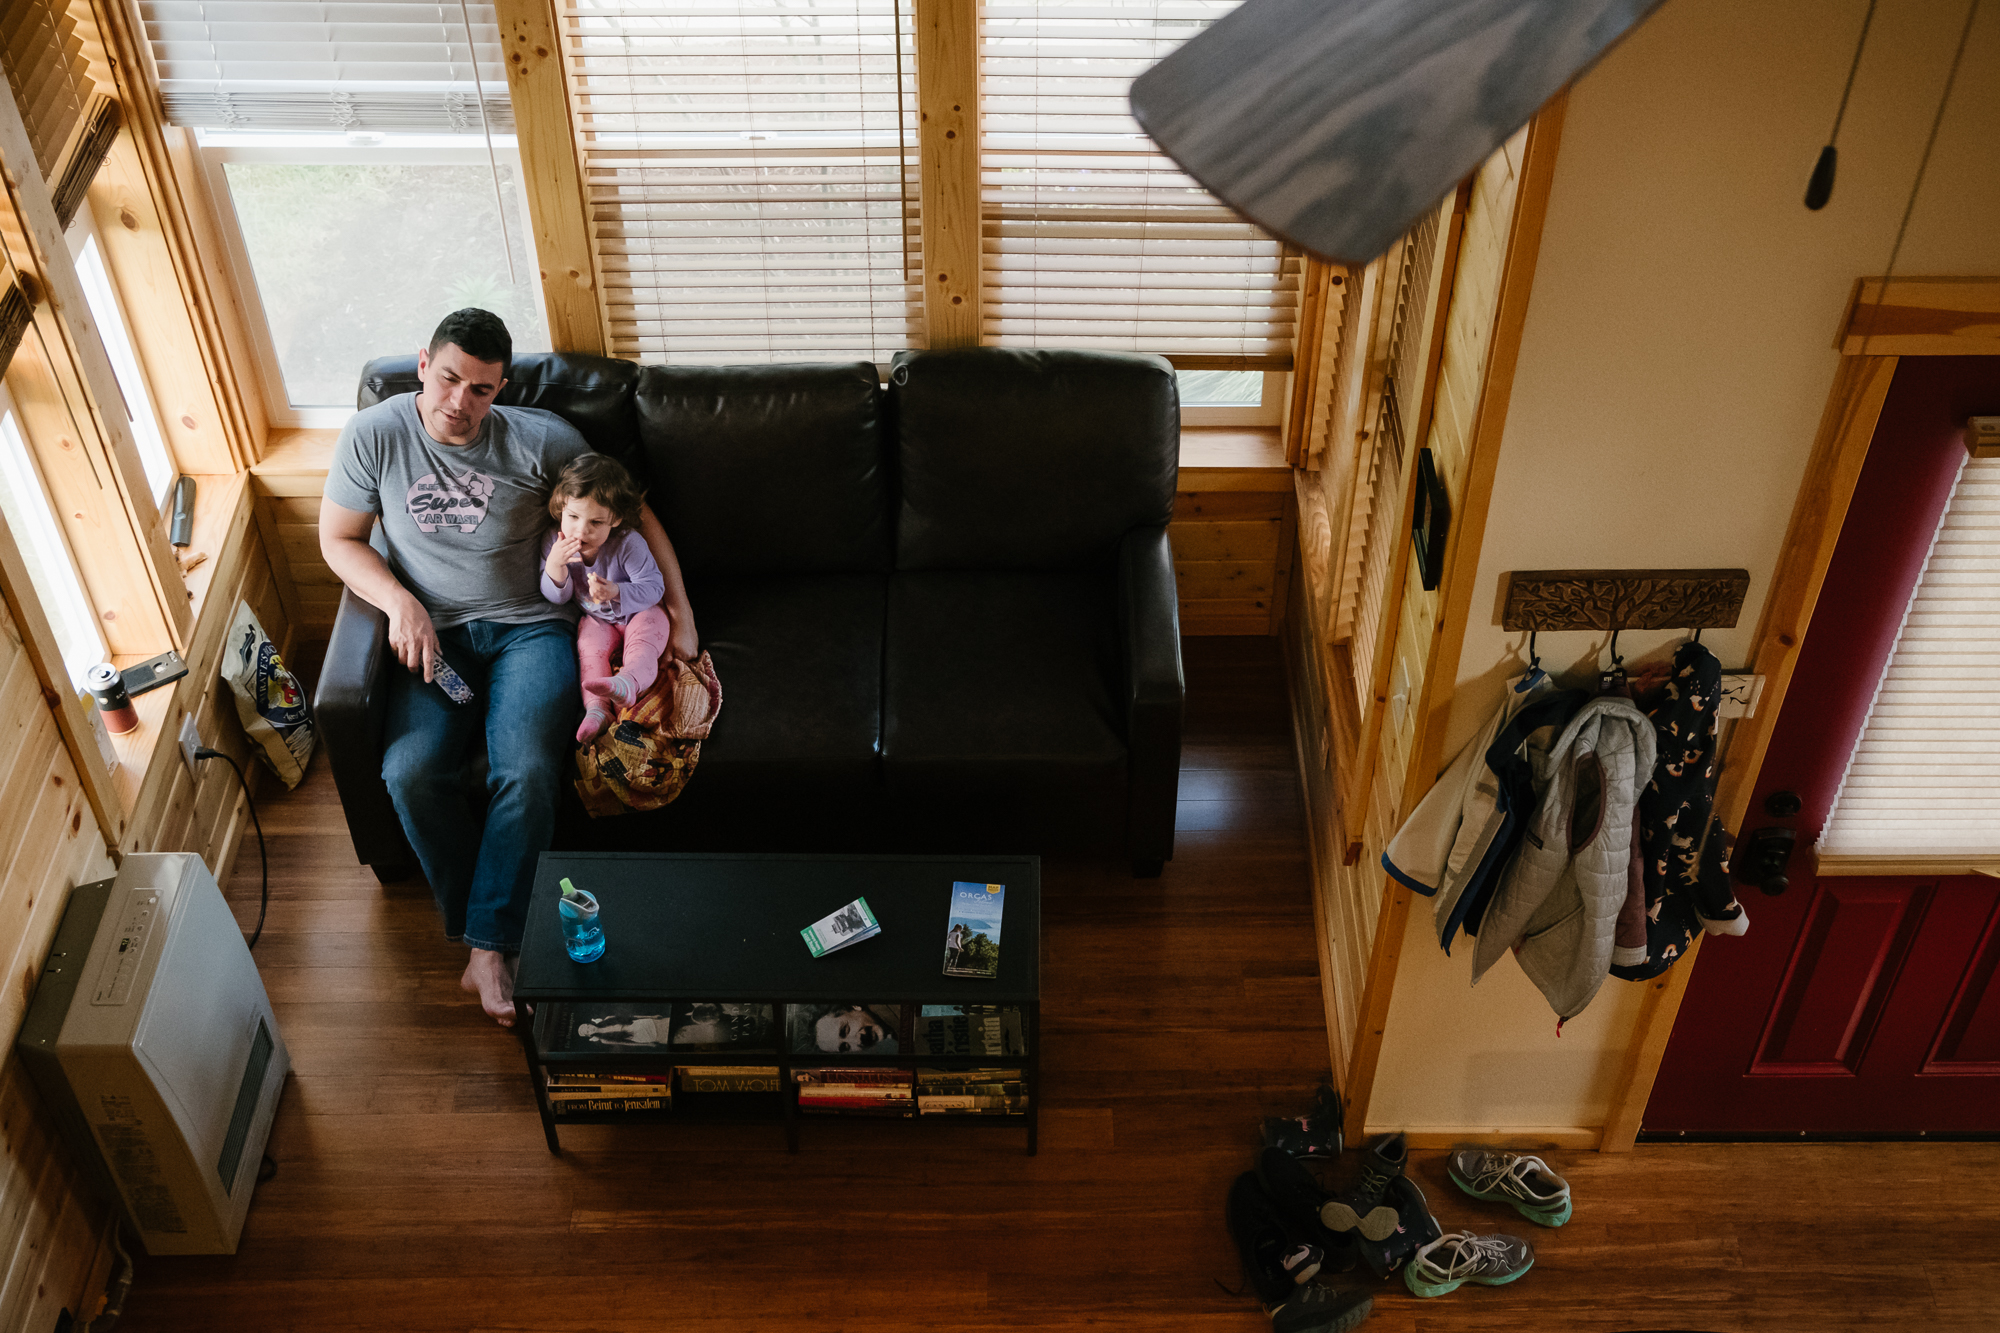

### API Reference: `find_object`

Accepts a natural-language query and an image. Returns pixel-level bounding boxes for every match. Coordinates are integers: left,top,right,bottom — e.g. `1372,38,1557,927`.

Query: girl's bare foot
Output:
461,948,516,1026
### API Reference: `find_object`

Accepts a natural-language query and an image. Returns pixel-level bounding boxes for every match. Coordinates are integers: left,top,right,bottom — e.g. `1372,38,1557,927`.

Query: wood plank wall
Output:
0,519,291,1326
1285,130,1530,1086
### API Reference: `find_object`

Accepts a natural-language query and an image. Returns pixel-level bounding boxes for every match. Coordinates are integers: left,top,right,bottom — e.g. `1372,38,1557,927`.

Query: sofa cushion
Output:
684,573,887,794
882,572,1125,795
636,363,890,576
889,347,1179,571
357,351,646,480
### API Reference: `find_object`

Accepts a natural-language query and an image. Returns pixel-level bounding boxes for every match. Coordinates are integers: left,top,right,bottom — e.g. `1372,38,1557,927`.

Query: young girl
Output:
539,454,673,743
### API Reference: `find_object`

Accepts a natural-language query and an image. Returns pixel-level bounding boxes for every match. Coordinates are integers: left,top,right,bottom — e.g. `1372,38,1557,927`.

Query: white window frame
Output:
194,131,548,428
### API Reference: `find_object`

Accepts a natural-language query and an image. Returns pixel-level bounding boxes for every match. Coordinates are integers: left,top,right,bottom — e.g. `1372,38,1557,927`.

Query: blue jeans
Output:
381,619,577,952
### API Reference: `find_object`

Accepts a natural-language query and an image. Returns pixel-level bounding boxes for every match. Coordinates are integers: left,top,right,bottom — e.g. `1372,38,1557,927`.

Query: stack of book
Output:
676,1065,780,1094
916,1067,1026,1116
546,1071,671,1114
794,1068,914,1115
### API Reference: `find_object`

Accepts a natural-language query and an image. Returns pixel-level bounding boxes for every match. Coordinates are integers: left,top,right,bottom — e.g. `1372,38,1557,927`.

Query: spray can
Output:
85,662,138,734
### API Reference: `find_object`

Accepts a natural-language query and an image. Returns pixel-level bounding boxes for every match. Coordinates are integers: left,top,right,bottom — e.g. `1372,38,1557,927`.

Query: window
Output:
68,216,176,502
0,390,106,687
146,2,544,423
198,133,547,423
980,0,1299,385
559,0,922,366
1820,453,2000,860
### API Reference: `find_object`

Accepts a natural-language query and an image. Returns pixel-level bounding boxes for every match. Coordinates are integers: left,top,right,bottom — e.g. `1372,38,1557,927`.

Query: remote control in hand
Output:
432,656,475,705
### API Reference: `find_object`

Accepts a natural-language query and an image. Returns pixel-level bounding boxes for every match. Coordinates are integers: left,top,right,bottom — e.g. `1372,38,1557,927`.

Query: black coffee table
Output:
514,851,1041,1153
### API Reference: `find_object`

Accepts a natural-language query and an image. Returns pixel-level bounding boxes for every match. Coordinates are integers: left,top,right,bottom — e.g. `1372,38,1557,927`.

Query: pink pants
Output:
576,606,672,707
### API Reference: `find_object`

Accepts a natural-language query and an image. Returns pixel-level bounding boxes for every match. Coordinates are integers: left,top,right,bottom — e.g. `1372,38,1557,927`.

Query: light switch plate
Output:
1718,674,1764,719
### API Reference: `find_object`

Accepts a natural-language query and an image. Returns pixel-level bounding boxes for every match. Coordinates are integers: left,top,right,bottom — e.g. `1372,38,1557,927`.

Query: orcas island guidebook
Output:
942,882,1004,979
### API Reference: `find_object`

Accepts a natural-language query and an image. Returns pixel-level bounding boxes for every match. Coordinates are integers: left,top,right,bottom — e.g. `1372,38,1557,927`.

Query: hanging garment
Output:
574,651,724,817
1382,680,1588,955
1610,641,1748,980
1470,695,1656,1021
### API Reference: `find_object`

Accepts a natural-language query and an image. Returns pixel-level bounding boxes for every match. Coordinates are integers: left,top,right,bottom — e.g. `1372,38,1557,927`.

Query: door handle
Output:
1734,827,1797,896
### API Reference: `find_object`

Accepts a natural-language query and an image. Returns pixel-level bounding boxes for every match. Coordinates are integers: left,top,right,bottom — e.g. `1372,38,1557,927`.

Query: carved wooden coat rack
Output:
1501,568,1750,632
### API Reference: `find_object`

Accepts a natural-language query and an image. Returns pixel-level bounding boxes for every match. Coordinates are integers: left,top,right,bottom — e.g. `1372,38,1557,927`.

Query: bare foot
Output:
460,948,516,1027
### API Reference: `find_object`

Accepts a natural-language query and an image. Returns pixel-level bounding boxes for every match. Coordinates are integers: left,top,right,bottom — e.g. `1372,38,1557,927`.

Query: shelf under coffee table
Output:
514,851,1041,1154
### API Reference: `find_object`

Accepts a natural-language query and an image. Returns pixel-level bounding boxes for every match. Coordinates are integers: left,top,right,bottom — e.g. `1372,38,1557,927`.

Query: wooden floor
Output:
122,637,2000,1332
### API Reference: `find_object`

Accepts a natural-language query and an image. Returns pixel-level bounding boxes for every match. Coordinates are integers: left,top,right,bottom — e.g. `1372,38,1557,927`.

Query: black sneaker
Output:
1261,1083,1344,1160
1355,1175,1444,1280
1269,1282,1373,1333
1316,1132,1405,1241
1226,1172,1325,1307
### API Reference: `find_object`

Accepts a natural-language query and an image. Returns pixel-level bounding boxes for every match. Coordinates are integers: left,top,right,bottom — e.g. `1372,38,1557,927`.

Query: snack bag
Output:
223,601,314,788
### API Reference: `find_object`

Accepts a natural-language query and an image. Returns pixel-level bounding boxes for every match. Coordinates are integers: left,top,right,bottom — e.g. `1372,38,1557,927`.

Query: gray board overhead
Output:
1129,0,1667,264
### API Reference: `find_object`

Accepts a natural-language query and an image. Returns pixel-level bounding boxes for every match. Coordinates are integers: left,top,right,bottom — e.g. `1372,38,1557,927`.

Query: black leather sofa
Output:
313,346,1185,877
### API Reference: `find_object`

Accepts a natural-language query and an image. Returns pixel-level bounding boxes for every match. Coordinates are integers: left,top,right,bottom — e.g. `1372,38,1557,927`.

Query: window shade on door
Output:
1821,454,2000,858
562,0,920,366
981,0,1297,368
1,0,97,177
139,1,513,132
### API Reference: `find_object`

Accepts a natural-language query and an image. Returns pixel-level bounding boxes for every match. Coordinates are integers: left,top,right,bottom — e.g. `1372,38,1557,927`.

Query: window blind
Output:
139,1,513,132
1821,454,2000,858
1,0,97,177
562,0,921,365
980,0,1297,367
1340,203,1444,707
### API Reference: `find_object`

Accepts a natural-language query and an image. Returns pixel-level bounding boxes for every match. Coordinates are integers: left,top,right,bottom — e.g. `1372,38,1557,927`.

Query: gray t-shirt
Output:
326,394,592,629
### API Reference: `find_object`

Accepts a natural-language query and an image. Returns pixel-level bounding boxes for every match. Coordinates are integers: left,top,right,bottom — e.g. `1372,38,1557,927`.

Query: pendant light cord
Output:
1824,0,1880,146
458,0,518,286
1859,0,1980,354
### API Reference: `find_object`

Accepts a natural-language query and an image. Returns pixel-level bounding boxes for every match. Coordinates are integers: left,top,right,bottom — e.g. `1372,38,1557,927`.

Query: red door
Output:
1646,357,2000,1135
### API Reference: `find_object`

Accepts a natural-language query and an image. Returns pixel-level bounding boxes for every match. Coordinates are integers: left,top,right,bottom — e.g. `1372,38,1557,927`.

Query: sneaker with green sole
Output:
1402,1231,1534,1298
1446,1149,1572,1227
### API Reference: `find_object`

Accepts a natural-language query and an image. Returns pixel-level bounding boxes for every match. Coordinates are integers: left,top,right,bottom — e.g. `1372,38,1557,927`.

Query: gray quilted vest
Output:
1469,696,1656,1021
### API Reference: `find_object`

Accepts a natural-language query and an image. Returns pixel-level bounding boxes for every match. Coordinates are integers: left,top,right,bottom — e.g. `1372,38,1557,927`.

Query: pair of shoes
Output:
1447,1149,1573,1227
1261,1137,1436,1280
1261,1083,1344,1161
1319,1132,1406,1241
1402,1231,1535,1298
1227,1173,1374,1331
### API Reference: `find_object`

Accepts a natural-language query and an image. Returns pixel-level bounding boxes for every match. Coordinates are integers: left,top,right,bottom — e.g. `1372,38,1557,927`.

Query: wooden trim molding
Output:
496,0,606,356
1596,352,1900,1152
0,92,190,651
0,508,125,843
1838,277,2000,356
88,0,265,466
1341,95,1569,1148
1500,568,1750,632
915,0,978,348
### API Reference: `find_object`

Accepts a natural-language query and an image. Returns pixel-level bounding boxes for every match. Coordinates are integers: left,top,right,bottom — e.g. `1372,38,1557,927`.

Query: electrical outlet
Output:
178,714,201,777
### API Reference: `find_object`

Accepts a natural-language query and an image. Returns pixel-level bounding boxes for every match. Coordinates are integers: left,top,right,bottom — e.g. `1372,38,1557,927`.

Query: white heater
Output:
18,852,290,1255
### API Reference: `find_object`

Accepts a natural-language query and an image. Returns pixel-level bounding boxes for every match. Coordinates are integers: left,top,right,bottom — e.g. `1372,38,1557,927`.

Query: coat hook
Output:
1692,626,1703,645
1608,627,1625,668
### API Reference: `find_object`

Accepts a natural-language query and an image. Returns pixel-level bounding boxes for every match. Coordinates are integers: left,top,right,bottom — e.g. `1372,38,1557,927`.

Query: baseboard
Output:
1373,1127,1604,1150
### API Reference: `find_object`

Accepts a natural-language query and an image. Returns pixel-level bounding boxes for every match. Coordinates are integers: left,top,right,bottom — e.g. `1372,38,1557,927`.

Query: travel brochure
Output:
942,882,1004,978
800,896,879,957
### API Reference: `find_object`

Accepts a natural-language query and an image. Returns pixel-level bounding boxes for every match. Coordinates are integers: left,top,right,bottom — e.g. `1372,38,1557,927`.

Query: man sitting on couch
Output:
319,309,697,1025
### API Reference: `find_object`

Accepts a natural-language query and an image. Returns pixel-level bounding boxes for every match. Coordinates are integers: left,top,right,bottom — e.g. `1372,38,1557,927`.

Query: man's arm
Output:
319,496,439,681
634,502,698,660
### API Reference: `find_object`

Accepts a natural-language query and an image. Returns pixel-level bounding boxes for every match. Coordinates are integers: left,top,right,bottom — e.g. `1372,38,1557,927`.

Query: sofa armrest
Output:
313,585,415,875
1118,525,1184,873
